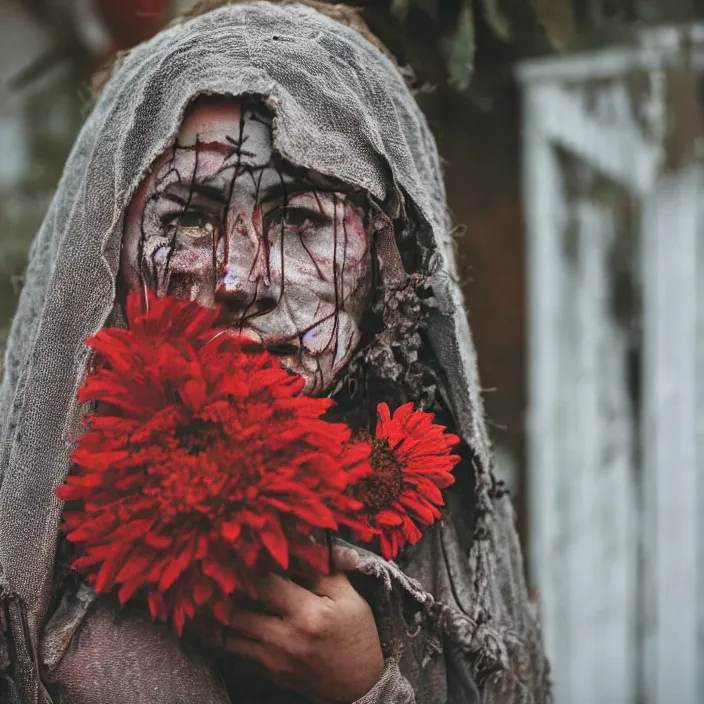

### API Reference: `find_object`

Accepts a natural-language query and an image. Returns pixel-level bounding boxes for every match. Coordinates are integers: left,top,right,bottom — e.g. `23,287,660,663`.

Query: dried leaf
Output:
479,0,512,42
10,273,25,295
530,0,576,49
442,1,476,91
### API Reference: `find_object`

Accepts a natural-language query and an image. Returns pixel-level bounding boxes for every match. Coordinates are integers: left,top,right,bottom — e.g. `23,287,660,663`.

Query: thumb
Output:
310,545,361,599
331,543,361,572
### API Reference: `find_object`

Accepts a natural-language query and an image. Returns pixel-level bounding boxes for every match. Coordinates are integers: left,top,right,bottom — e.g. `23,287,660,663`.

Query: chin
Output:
278,355,334,397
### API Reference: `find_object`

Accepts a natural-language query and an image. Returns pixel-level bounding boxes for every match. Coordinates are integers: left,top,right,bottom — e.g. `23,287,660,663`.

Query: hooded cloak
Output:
0,3,550,702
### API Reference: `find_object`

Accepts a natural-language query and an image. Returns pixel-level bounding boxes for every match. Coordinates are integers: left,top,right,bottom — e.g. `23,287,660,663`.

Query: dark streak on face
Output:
121,98,373,395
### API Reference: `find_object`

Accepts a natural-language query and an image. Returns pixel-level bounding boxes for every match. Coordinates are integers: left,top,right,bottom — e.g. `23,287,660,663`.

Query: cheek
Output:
120,150,179,293
342,204,370,268
275,202,371,301
338,205,372,310
165,245,217,303
121,179,153,291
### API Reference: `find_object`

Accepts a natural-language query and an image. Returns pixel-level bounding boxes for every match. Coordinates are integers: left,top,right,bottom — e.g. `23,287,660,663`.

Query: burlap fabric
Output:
0,3,550,701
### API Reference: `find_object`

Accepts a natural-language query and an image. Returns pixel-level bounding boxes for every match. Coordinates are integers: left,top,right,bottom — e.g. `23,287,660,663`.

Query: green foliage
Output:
443,2,476,91
441,0,512,90
479,0,512,42
390,0,522,92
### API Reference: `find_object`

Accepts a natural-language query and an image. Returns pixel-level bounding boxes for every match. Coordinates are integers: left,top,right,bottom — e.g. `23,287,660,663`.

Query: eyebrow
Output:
162,178,321,207
197,140,251,157
259,180,297,204
200,140,236,152
162,182,231,206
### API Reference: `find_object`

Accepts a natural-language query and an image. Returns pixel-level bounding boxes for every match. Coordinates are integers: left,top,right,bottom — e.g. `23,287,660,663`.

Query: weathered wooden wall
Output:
519,25,704,704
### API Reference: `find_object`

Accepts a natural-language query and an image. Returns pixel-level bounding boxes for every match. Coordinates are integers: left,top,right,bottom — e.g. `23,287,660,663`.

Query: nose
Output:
215,208,277,314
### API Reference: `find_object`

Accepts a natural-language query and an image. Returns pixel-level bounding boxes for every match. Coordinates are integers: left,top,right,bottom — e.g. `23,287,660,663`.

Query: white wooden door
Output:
518,26,704,704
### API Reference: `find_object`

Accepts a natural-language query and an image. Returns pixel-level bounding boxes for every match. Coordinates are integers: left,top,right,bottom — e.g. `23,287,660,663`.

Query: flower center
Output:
358,438,404,513
175,418,221,455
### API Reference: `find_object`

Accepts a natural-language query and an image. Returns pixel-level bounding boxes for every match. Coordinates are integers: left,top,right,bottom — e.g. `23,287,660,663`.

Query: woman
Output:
0,2,550,702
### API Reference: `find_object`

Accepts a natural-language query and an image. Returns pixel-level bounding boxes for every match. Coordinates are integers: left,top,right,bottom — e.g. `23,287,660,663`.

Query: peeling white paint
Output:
641,167,701,704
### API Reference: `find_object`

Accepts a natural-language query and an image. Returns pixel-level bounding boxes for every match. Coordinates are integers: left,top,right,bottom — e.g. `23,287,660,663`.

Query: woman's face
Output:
121,99,373,395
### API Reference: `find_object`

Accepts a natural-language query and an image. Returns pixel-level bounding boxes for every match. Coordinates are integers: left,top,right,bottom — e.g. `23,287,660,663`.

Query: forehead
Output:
177,99,273,169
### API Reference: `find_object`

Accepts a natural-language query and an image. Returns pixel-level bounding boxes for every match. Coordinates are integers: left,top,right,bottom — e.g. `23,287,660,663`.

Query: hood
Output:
0,0,494,649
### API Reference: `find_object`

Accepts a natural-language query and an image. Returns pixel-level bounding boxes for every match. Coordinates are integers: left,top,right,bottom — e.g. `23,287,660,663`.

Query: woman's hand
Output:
223,547,384,703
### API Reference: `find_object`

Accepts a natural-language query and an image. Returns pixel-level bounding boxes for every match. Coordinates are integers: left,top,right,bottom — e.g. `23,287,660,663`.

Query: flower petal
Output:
261,517,289,570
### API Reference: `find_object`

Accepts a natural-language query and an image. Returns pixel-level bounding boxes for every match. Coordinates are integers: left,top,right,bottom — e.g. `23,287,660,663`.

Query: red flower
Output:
57,291,370,635
352,403,460,560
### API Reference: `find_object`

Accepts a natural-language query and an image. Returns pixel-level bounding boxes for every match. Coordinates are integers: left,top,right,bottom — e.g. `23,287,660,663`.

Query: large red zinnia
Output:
351,402,461,560
57,291,370,634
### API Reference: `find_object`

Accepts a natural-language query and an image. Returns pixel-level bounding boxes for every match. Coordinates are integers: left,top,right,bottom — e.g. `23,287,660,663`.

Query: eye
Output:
163,210,217,238
276,206,330,233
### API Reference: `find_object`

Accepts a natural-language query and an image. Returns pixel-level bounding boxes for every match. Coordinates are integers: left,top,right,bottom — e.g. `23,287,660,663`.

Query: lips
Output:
221,318,344,360
226,326,302,357
264,341,300,356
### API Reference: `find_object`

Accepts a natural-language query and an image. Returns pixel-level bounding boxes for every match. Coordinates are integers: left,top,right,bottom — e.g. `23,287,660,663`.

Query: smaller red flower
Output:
351,403,460,560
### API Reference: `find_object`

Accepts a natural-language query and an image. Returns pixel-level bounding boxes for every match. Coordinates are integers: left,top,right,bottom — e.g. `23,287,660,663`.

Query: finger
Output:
223,631,271,663
228,607,290,645
253,573,316,616
331,544,361,572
